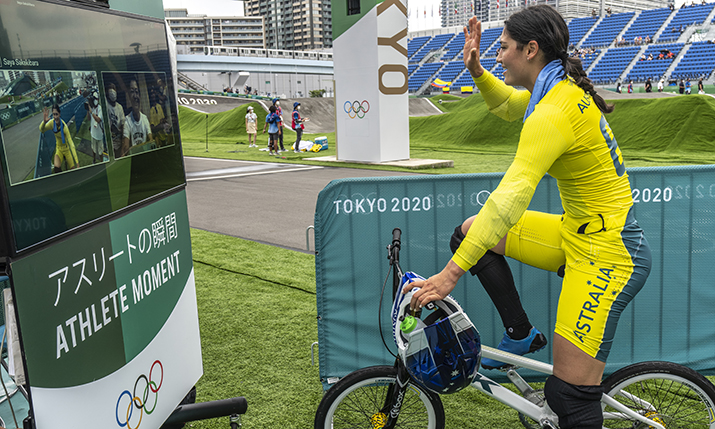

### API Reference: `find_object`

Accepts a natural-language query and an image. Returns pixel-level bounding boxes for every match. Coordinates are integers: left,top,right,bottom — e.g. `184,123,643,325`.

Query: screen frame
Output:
0,0,187,258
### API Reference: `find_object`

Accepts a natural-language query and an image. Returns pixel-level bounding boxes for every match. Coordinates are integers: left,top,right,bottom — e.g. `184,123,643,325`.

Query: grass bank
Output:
179,94,715,174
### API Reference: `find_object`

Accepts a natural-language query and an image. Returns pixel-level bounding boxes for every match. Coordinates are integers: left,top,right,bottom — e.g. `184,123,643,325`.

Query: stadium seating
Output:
568,16,598,46
408,36,430,62
436,60,467,83
408,62,444,92
405,1,715,93
579,49,602,70
621,8,672,44
627,43,684,81
588,46,641,84
441,32,465,61
411,33,455,63
408,64,418,77
658,3,715,42
671,41,715,80
481,27,504,57
581,12,635,48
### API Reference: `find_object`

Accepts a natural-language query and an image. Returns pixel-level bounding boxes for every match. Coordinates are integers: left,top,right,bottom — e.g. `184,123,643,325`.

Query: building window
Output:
347,0,360,15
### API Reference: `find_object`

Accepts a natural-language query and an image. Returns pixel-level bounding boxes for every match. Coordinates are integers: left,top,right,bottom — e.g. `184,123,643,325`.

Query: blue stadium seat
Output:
411,33,455,64
671,41,715,80
582,12,635,48
568,16,598,46
588,46,640,83
621,8,671,45
627,43,684,81
658,3,715,42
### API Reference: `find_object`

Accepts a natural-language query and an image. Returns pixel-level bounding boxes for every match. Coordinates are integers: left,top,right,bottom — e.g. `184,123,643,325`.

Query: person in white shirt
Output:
105,82,125,157
121,79,152,157
245,106,258,147
87,91,104,163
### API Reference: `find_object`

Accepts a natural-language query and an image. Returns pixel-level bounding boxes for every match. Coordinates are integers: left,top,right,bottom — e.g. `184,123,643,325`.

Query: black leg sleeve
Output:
544,375,603,429
450,225,530,333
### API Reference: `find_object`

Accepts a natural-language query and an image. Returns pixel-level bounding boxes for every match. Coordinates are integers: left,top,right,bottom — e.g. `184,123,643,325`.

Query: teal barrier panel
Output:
314,165,715,387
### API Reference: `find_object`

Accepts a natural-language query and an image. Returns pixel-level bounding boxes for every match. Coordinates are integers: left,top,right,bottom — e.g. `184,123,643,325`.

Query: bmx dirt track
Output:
177,94,444,133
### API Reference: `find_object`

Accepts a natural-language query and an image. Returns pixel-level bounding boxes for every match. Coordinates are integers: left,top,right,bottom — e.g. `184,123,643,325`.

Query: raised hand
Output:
463,17,485,78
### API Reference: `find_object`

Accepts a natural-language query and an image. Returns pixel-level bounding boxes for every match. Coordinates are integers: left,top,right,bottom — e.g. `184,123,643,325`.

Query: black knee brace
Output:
449,224,502,276
544,375,603,429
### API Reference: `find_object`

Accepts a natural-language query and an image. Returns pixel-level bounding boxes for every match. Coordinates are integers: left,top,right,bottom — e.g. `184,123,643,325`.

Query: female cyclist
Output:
40,104,79,173
405,6,651,428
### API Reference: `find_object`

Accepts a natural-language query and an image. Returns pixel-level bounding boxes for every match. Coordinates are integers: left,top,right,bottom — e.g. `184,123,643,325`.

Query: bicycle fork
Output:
379,360,412,429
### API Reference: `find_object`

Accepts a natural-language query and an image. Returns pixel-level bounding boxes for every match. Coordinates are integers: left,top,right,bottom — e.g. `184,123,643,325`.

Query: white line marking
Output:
186,165,323,182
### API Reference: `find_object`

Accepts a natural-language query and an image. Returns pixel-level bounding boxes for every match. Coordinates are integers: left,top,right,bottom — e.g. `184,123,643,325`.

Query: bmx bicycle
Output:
314,228,715,428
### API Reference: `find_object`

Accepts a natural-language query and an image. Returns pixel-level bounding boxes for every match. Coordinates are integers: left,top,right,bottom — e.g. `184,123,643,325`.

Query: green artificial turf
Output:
178,94,715,175
189,228,532,428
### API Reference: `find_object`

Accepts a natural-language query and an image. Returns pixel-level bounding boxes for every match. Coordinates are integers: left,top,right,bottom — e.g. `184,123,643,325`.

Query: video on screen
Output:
101,72,175,159
0,70,108,185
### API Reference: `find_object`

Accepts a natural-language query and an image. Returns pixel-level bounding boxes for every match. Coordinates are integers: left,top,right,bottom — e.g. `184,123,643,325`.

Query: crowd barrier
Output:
315,165,715,386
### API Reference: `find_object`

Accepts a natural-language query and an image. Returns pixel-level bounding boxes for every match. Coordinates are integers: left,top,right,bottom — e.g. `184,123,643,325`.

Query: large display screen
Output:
0,0,185,253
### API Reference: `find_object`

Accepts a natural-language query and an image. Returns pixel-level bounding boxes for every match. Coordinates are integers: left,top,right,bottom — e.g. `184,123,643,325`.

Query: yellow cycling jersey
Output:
452,70,633,271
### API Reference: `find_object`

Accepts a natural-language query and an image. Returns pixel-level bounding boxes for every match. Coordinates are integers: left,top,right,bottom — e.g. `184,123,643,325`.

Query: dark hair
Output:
52,104,61,114
504,5,614,114
269,105,276,113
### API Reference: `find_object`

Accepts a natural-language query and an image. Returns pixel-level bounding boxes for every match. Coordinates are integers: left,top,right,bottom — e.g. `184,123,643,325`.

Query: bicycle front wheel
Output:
601,361,715,428
314,365,445,429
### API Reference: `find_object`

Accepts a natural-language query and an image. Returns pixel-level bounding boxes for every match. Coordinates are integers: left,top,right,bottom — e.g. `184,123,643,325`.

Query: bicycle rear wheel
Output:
601,361,715,428
314,365,445,429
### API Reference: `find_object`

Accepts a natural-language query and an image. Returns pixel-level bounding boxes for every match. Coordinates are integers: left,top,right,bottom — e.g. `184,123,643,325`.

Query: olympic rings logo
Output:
115,360,164,429
0,113,10,121
344,100,370,119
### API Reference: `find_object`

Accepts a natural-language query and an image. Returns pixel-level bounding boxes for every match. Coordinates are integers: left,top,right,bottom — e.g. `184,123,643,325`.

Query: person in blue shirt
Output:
263,105,281,156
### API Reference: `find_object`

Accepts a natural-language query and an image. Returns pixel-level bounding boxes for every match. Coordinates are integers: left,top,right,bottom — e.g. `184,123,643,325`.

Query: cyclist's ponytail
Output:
562,55,614,114
504,4,614,114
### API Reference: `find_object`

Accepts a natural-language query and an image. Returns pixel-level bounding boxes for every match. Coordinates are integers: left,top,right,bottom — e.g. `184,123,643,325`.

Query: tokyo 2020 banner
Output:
10,190,202,429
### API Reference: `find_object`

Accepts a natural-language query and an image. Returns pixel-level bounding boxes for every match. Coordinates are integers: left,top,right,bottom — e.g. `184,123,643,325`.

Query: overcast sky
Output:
162,0,244,16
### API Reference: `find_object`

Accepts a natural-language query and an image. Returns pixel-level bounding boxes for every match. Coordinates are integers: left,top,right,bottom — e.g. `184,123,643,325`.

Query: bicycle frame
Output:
385,228,667,429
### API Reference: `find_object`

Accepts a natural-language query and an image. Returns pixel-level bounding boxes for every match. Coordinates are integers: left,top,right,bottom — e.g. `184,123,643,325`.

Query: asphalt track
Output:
185,157,420,252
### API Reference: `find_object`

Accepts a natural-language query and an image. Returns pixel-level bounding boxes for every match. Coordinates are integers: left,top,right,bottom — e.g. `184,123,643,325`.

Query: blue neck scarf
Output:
52,119,66,147
523,59,566,122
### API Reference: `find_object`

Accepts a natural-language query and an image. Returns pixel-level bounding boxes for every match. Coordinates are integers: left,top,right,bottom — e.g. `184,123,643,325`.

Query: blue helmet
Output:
272,98,279,105
293,102,300,109
391,272,481,395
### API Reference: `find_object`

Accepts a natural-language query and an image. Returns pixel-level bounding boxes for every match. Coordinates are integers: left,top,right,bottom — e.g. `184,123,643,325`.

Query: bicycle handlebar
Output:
392,228,401,249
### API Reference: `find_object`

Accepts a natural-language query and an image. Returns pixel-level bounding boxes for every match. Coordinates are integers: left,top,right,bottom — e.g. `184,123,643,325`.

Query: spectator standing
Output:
645,78,652,92
245,106,258,147
87,91,104,164
105,82,125,157
679,79,685,94
685,80,691,94
627,80,633,93
657,78,664,92
263,105,280,156
291,102,309,153
271,98,286,152
616,81,622,93
697,79,704,94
